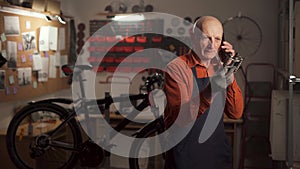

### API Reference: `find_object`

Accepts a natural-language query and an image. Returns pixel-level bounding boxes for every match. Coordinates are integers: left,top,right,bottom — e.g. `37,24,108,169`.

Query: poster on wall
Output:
49,26,58,51
32,53,42,71
22,31,37,51
4,16,20,36
0,70,5,90
39,26,50,51
39,26,58,51
17,67,32,86
58,27,66,50
6,41,17,69
38,57,49,82
49,55,56,78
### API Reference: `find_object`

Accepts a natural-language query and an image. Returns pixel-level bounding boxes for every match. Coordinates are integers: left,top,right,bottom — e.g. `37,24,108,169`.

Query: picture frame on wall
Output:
4,16,21,36
6,41,17,69
22,31,37,51
17,67,32,86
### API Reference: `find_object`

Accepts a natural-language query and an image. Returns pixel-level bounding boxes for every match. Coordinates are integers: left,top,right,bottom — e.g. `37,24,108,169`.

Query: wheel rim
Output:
7,106,80,169
129,127,165,169
223,15,262,57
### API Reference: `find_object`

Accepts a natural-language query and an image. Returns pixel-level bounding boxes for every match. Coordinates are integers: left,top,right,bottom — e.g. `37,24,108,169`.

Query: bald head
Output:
193,16,223,33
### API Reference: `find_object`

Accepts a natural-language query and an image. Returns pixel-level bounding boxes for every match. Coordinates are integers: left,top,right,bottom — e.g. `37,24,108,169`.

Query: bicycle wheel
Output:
129,118,165,169
6,103,82,169
223,15,262,57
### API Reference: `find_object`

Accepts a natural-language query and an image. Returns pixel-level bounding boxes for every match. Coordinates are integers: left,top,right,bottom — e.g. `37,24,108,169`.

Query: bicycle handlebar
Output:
140,72,164,94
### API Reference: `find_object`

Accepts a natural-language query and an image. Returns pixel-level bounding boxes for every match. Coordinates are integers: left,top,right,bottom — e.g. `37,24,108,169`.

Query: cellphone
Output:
218,35,244,75
218,35,232,64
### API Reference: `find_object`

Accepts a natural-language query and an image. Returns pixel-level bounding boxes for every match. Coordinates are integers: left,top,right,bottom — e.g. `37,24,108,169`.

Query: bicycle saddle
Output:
62,64,93,76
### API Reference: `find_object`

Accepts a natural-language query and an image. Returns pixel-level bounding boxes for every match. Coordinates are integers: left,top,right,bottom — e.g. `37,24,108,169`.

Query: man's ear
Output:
190,20,201,44
190,30,198,52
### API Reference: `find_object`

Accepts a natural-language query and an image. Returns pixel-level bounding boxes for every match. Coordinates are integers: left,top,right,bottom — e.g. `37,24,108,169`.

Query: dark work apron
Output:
165,66,232,169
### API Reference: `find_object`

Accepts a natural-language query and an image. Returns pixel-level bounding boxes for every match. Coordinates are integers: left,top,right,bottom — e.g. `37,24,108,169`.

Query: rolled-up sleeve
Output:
224,79,244,119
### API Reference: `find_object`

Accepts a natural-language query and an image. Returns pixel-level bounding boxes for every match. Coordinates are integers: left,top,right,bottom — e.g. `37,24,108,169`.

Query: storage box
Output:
32,0,46,12
46,0,60,14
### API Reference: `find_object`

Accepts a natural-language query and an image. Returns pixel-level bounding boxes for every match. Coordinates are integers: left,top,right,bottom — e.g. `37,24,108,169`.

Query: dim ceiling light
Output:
0,5,66,24
0,5,46,19
55,15,66,24
45,15,52,22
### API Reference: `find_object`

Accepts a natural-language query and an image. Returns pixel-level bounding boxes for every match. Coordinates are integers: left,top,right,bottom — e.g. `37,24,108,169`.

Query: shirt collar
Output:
180,51,206,68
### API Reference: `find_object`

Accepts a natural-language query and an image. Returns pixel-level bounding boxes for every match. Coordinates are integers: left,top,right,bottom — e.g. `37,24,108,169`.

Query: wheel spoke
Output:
223,15,262,57
6,103,82,169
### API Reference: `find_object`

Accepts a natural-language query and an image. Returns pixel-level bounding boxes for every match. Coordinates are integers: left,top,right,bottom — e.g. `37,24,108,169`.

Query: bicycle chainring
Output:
78,140,105,167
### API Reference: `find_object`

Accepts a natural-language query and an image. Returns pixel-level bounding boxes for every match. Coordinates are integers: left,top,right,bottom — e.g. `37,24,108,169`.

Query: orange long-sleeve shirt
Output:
163,53,244,128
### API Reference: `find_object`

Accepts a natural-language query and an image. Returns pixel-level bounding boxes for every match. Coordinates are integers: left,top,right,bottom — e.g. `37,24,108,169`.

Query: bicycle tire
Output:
223,15,262,57
6,103,82,169
129,118,165,169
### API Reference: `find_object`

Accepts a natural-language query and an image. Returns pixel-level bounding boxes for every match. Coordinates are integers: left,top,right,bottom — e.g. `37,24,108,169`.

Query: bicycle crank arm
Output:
48,140,81,152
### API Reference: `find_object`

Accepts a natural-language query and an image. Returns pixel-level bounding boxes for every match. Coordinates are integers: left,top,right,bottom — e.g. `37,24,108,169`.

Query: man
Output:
163,16,244,169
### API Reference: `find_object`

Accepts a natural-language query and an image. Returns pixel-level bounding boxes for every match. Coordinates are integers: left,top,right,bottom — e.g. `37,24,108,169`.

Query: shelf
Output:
0,2,72,23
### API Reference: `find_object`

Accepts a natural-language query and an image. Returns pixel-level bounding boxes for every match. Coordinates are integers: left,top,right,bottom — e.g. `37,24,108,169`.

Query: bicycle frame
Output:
25,64,164,156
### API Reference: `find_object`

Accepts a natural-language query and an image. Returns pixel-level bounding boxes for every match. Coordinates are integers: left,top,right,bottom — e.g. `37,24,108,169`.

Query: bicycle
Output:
6,64,166,169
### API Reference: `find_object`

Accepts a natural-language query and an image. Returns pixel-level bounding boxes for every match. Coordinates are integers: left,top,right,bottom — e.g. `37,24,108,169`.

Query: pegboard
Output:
0,6,70,102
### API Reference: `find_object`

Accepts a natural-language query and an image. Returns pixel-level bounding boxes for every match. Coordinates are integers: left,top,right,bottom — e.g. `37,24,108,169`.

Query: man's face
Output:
193,20,223,62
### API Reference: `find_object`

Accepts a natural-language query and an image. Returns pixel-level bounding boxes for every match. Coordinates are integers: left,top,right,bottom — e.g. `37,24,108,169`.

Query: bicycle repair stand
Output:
104,92,111,169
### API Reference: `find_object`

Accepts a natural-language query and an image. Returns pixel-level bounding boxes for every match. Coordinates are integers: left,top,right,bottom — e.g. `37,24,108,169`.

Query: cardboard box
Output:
32,0,46,12
46,0,60,14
